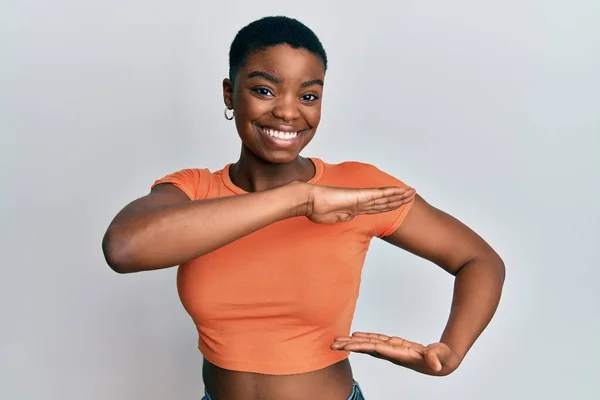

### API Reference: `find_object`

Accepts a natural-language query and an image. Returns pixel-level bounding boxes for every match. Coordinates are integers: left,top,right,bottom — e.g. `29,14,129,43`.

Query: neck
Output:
229,146,315,192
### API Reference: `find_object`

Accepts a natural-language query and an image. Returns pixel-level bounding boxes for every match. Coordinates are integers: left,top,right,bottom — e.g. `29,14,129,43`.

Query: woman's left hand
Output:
331,332,463,376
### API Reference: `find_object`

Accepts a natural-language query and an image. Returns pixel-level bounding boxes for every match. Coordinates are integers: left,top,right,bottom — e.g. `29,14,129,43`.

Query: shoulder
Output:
320,159,391,175
318,159,412,189
151,165,225,200
152,167,213,186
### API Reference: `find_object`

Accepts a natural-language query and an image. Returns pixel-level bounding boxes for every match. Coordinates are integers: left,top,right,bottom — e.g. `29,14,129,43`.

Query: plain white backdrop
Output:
1,1,599,399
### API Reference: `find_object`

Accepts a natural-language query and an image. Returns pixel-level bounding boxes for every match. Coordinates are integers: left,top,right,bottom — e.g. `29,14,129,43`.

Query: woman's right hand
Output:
301,183,416,224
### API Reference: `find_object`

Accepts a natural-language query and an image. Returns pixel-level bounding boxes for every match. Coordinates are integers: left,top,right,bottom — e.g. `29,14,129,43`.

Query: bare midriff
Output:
202,358,355,400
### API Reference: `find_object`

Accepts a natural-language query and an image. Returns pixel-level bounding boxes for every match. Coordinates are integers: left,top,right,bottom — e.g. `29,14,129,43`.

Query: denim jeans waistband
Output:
202,380,364,400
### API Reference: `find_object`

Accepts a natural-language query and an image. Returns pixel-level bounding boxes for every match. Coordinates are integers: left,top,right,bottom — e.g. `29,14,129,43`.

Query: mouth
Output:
256,125,309,147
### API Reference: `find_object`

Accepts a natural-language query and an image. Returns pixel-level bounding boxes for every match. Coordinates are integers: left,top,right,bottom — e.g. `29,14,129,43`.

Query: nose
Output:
272,95,300,122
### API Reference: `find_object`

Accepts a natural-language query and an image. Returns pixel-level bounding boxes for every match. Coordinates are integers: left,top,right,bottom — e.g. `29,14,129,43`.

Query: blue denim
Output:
202,380,365,399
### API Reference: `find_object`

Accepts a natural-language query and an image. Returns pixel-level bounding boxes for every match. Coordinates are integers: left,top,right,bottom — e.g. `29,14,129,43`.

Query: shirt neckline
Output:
221,157,324,195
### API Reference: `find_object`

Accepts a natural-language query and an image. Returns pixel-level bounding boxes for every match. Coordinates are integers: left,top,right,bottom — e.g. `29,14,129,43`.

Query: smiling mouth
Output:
257,125,308,141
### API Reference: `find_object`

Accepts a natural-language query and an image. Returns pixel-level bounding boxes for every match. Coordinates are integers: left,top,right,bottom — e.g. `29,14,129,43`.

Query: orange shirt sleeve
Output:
151,168,209,200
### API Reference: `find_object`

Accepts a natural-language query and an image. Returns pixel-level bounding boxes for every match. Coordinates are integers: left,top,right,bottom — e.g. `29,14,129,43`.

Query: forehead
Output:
240,44,325,81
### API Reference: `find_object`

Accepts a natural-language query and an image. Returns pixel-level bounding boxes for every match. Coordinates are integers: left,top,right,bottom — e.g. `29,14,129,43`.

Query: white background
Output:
2,1,598,399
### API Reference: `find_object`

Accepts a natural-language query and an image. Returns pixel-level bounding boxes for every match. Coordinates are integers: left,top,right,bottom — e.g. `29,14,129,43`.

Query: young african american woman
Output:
102,16,505,400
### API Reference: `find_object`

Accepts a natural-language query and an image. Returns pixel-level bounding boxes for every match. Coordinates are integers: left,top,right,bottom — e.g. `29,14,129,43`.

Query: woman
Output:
102,16,505,400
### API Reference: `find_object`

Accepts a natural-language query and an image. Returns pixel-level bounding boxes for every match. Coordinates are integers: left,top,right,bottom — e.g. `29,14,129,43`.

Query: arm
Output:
383,194,506,367
102,182,309,274
102,181,414,274
331,193,504,375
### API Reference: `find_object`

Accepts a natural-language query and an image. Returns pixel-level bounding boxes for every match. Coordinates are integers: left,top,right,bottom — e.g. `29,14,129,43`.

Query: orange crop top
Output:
151,158,415,375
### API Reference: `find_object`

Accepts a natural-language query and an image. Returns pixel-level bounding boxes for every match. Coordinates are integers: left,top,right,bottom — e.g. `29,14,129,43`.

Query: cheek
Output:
234,93,270,119
305,106,321,127
248,99,273,118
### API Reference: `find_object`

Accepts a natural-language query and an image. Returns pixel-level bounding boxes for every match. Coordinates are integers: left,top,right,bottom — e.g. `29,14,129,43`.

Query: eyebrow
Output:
247,71,281,84
302,79,324,88
247,71,324,88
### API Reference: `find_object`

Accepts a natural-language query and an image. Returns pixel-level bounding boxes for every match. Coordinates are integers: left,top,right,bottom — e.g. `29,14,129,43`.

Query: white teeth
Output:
264,128,298,140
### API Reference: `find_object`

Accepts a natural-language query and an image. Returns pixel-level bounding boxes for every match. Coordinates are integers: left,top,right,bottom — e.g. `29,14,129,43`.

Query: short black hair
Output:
228,16,328,84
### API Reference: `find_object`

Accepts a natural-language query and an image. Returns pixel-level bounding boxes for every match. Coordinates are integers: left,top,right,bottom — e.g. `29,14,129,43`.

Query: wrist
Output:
439,336,468,360
283,181,313,218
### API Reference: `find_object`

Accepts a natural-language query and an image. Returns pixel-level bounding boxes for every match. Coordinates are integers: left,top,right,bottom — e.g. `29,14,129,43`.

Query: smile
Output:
256,125,309,145
261,127,298,140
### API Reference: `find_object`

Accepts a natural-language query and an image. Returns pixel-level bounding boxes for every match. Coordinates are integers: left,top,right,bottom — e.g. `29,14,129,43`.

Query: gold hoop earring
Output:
224,108,234,120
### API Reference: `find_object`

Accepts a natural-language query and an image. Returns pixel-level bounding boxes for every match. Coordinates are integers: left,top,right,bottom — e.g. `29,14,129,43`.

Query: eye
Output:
301,94,319,102
252,87,274,97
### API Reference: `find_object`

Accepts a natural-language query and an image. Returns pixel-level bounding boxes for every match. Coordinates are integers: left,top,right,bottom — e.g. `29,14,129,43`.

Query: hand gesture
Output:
331,332,462,376
304,185,415,224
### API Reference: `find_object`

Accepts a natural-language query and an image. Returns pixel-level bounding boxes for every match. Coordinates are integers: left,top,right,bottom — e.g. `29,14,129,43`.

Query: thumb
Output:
424,347,443,372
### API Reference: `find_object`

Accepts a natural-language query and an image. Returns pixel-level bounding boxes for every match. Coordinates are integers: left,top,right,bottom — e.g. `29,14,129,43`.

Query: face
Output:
223,44,325,164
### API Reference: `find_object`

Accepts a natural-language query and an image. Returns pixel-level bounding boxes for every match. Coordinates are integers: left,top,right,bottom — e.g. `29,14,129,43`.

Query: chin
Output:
258,151,302,165
243,142,307,165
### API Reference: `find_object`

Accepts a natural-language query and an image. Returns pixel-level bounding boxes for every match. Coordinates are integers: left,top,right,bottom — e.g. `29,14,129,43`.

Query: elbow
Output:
481,250,506,285
457,250,506,284
492,251,506,284
102,229,137,274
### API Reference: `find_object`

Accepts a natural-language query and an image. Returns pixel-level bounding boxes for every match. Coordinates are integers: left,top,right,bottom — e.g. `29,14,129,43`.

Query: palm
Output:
307,185,415,224
331,332,461,376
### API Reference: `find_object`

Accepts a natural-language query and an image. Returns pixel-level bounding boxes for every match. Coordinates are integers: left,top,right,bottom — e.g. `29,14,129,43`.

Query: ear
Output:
223,78,234,110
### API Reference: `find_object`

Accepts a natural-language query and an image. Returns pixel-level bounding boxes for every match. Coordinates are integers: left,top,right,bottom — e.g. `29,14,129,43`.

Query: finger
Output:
351,332,391,341
333,334,387,342
362,199,411,213
364,191,416,207
386,336,425,350
425,348,443,372
361,201,411,215
361,196,412,211
368,187,408,197
350,334,426,354
368,190,415,205
331,336,354,344
331,336,386,349
350,332,421,347
339,340,394,356
360,187,415,202
378,186,416,196
383,187,416,200
365,191,416,207
333,336,353,341
364,198,400,208
342,341,423,363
